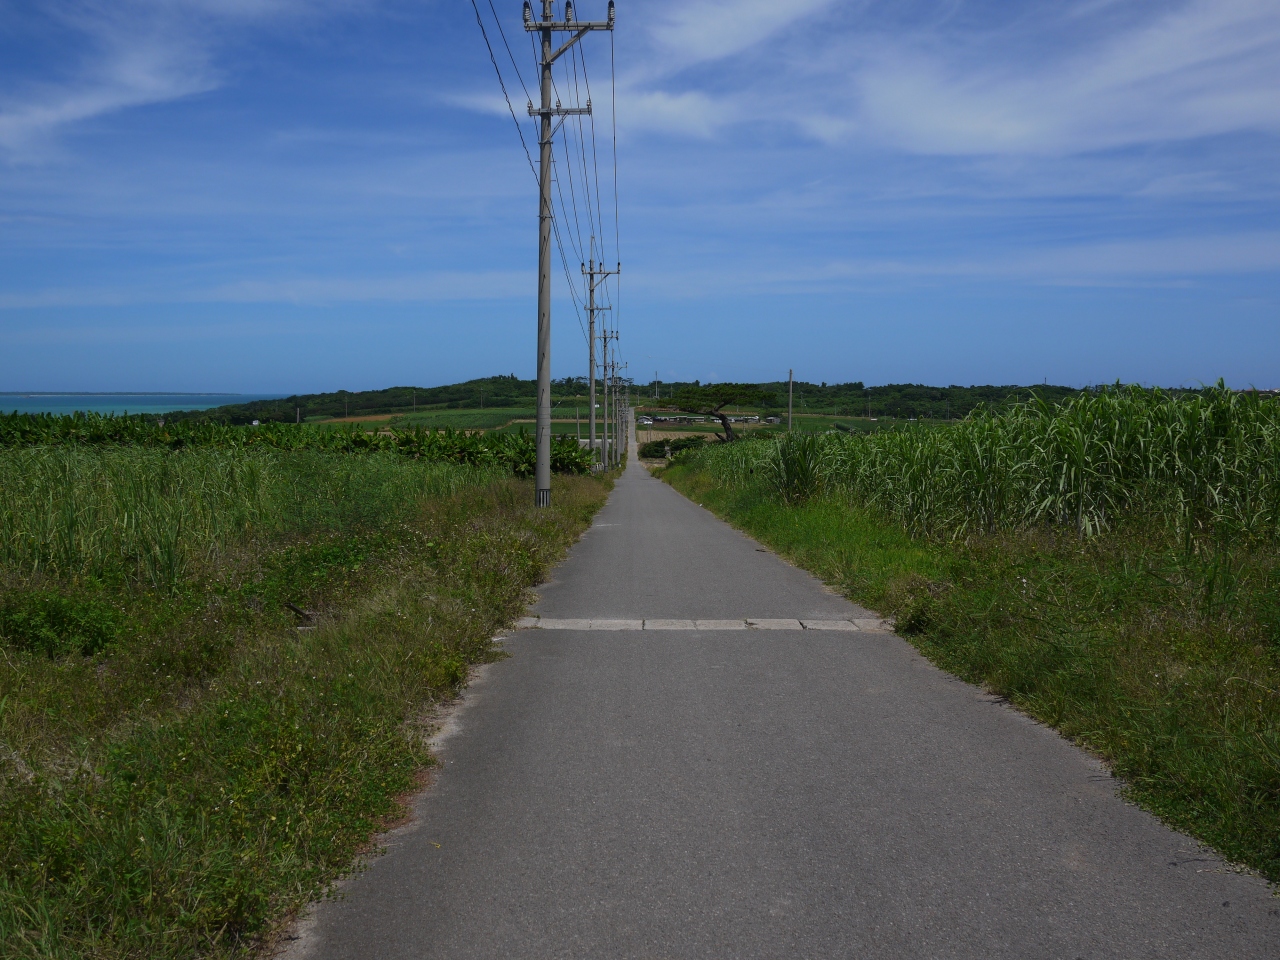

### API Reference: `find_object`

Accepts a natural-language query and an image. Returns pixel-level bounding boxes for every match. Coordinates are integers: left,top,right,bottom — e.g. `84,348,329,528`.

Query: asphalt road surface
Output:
288,430,1279,959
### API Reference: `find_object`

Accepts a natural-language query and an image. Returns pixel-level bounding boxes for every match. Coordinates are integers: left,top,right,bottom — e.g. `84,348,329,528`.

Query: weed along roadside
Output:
660,384,1280,884
0,434,612,959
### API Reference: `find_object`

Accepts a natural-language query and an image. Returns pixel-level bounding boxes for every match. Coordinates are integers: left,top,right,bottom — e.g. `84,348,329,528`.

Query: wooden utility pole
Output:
528,0,615,506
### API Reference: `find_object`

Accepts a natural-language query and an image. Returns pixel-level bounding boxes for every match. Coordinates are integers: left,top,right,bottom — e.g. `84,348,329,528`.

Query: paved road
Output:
290,430,1279,959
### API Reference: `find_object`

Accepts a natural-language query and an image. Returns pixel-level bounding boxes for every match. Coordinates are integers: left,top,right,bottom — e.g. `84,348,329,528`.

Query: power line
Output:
469,0,537,183
486,0,533,104
610,29,621,266
475,3,588,345
568,45,600,247
481,1,615,504
576,42,607,257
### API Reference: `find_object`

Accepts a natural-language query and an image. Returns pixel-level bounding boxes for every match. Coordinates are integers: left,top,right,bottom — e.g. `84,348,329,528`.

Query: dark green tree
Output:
673,384,775,442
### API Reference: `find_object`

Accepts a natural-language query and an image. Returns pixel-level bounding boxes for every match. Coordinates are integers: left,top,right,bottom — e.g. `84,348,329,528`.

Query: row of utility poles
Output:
584,244,625,471
529,0,617,507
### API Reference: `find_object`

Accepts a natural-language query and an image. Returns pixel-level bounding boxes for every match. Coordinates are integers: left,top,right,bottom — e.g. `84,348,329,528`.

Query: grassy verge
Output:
1,448,610,958
662,460,1280,883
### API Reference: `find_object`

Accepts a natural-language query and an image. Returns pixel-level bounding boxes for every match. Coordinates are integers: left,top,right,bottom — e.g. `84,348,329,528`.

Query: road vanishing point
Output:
287,427,1279,959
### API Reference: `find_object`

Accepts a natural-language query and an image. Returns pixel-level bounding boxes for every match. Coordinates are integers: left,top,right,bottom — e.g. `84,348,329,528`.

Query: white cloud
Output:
840,0,1280,155
0,0,367,157
623,230,1280,298
0,34,215,155
648,0,840,66
0,269,530,309
616,87,729,138
613,0,1280,154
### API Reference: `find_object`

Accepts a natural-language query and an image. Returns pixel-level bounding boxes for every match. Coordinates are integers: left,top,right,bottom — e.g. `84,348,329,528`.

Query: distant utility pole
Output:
528,0,616,507
583,242,619,469
788,369,794,432
600,328,611,469
654,371,658,400
608,358,625,468
601,330,619,467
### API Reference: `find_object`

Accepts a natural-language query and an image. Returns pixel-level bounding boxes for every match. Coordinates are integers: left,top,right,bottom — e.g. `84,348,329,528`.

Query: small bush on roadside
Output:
640,435,707,460
0,590,120,658
766,432,825,504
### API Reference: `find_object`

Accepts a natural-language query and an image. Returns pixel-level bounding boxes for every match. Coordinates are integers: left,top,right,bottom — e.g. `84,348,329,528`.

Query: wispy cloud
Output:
648,0,841,67
0,269,531,310
624,230,1280,298
844,0,1280,155
0,0,363,158
613,0,1280,157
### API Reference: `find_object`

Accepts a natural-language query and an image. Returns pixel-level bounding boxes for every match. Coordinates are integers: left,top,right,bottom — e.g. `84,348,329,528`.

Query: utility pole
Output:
601,328,611,469
603,332,620,467
613,361,621,467
609,358,623,467
582,241,618,469
610,340,622,466
527,0,615,507
788,369,794,432
623,370,629,462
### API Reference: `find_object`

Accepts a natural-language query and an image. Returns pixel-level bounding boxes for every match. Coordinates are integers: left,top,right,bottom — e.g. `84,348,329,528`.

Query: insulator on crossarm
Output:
523,2,533,27
607,0,615,27
565,1,575,23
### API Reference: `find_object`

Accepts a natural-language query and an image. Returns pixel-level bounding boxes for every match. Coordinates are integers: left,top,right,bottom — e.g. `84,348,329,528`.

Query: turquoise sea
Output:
0,394,284,417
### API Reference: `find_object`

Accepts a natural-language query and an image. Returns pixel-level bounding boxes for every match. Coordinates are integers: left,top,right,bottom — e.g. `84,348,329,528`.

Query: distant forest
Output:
640,380,1083,420
161,376,1222,425
163,376,589,424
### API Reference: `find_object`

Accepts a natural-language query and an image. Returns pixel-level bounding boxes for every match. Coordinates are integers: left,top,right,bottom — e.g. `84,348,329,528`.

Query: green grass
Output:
662,388,1280,884
390,407,536,430
390,406,596,432
0,446,611,958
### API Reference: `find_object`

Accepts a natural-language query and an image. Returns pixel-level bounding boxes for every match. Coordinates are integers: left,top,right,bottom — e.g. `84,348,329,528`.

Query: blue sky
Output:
1,0,1278,392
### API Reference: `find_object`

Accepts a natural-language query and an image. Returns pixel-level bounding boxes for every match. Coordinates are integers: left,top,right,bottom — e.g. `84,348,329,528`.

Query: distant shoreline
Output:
0,392,248,397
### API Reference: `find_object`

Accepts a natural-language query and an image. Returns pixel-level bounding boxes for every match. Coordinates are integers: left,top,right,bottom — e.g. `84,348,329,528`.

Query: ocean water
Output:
0,394,285,417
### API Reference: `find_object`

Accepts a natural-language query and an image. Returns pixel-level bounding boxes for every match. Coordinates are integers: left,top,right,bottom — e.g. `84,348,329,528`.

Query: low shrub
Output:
0,591,120,658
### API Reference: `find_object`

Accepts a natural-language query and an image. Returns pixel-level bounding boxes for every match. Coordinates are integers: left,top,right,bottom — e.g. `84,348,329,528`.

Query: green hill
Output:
162,376,1209,428
640,380,1084,420
163,376,592,425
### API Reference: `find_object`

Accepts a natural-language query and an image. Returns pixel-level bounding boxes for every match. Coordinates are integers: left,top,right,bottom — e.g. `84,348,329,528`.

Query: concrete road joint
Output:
515,616,894,633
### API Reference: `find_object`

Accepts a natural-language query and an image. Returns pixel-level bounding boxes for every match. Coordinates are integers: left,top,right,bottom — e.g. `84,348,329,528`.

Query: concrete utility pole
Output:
601,330,620,467
611,342,623,466
609,358,622,468
601,328,611,469
527,0,615,507
621,367,629,465
582,241,618,469
788,369,794,432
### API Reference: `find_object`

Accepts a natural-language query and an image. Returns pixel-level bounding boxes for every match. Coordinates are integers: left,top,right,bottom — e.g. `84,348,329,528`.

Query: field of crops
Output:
692,384,1280,543
0,440,610,958
0,412,594,476
665,383,1280,881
